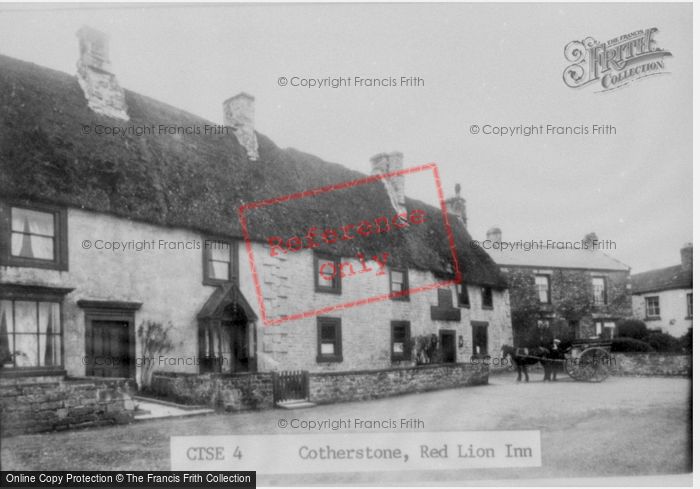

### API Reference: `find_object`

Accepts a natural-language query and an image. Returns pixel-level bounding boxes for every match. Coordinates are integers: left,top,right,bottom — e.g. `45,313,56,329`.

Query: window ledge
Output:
315,288,342,295
316,356,343,363
390,296,410,302
645,316,661,321
481,306,494,310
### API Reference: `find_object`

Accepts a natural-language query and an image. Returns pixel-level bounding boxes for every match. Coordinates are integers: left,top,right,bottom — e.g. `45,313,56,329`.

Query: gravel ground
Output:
1,374,691,485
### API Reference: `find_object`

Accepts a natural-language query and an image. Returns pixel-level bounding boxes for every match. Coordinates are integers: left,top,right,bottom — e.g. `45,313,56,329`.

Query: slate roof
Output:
487,247,630,272
0,54,507,288
631,265,693,294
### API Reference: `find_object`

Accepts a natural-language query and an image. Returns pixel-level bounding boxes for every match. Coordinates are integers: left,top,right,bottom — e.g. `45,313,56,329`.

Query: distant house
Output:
631,244,693,338
0,27,511,393
484,228,632,345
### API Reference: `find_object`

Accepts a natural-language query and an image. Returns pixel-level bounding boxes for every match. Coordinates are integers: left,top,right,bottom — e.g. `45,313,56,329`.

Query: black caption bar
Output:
0,471,255,488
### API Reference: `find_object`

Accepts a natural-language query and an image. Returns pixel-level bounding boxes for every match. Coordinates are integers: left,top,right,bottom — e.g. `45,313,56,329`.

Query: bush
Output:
616,319,648,340
679,328,692,353
611,337,654,353
646,331,683,353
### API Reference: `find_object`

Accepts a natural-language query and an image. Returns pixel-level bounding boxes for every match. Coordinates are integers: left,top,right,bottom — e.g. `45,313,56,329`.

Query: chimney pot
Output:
223,93,259,161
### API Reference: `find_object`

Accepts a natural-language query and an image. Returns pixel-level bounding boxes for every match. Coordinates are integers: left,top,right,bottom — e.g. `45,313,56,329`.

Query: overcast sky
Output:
0,3,692,273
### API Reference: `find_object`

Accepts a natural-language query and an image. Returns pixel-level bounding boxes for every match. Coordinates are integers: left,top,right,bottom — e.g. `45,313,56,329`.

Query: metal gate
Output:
272,370,309,404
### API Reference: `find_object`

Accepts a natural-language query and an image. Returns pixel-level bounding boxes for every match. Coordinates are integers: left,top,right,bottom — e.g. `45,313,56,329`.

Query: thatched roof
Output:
0,54,506,288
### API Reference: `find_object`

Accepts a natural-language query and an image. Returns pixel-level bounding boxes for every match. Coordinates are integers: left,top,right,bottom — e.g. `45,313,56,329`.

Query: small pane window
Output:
645,296,660,317
0,299,62,369
592,277,607,305
314,253,341,294
535,275,551,304
2,204,67,270
391,321,411,361
203,239,237,285
317,317,342,362
389,269,409,300
11,207,56,261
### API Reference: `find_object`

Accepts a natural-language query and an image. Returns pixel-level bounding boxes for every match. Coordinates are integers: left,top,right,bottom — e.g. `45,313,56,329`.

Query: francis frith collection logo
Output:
563,28,672,92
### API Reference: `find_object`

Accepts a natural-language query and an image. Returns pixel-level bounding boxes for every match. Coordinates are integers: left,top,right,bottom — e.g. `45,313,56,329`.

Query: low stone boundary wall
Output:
309,362,489,405
610,353,691,377
149,372,273,411
0,377,136,437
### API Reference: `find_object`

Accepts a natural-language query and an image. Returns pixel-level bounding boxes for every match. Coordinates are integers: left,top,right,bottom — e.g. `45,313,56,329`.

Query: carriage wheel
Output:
575,347,612,382
565,354,585,381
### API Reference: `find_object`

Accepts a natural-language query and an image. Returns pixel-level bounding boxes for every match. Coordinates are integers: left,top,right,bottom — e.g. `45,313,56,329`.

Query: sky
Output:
0,3,692,273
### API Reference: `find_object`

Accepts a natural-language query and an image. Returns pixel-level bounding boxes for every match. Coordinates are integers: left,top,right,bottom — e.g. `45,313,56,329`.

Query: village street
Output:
1,373,690,484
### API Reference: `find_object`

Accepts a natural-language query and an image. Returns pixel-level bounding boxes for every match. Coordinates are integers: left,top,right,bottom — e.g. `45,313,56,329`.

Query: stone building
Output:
631,244,693,338
483,228,632,345
0,26,512,413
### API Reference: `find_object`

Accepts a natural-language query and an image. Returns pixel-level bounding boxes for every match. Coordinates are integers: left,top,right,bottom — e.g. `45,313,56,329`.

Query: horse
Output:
501,344,549,382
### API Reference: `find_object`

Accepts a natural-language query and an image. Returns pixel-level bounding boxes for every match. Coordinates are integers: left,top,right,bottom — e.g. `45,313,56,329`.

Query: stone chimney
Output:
445,183,467,227
223,93,259,161
370,152,406,215
76,26,129,120
681,243,692,271
486,226,502,243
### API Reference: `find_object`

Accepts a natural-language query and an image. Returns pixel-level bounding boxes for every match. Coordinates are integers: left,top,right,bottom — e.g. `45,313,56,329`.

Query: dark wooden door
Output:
472,324,488,356
231,322,249,372
440,330,456,363
89,321,130,377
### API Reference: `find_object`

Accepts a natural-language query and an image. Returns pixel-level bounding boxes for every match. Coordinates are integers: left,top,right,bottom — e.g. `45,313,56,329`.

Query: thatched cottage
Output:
0,27,511,419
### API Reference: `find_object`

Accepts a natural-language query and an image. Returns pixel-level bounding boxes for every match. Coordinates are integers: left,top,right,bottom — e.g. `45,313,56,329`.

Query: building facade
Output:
0,27,512,389
483,228,632,345
631,244,693,338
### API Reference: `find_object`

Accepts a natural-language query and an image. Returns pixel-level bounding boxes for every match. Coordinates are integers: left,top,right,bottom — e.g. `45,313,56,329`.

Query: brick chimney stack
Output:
223,93,259,161
681,243,692,271
76,26,129,120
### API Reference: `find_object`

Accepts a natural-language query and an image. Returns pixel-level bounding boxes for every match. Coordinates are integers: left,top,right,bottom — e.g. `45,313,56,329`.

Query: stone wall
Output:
309,362,489,404
149,363,489,409
610,353,691,377
149,371,273,411
0,376,135,437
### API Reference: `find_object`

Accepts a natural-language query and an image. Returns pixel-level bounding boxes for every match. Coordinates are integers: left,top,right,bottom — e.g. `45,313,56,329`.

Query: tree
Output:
137,320,174,388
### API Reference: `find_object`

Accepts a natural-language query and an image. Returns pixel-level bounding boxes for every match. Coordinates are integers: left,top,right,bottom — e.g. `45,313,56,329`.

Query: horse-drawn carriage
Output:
502,338,614,383
563,338,614,382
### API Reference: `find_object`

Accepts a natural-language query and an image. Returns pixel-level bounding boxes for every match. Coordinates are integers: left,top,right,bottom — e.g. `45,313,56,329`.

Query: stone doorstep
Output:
276,400,317,410
132,398,214,422
133,395,209,411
